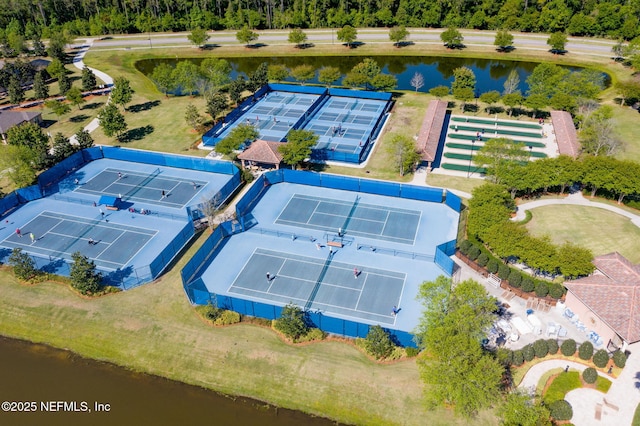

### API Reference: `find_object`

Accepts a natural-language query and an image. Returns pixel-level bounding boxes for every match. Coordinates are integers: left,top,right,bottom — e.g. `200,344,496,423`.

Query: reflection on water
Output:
136,55,600,94
0,336,339,426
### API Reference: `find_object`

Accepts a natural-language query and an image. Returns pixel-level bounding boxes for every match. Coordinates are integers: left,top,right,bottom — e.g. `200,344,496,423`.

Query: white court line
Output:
41,211,157,235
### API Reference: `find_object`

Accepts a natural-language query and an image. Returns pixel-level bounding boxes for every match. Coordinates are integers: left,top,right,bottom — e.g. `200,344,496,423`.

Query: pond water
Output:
0,336,338,426
136,55,595,94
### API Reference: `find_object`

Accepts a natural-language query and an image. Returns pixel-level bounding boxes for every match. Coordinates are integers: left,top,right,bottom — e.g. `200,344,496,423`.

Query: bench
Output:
603,398,619,411
487,273,502,288
327,241,343,248
106,206,118,211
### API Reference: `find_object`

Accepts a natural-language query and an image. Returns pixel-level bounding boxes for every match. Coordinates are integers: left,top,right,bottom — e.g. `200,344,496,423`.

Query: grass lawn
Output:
612,105,640,163
526,205,640,263
543,371,581,403
634,402,640,426
0,231,496,426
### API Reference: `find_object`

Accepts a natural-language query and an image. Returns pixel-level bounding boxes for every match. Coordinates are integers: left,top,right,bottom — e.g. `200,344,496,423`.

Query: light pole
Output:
467,139,475,178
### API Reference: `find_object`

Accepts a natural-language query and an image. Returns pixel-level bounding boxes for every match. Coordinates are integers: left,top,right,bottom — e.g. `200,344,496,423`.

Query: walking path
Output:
512,191,640,227
68,39,114,144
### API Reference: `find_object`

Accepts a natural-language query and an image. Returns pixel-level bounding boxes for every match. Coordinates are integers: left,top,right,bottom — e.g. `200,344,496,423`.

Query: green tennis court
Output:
229,248,405,325
275,194,421,244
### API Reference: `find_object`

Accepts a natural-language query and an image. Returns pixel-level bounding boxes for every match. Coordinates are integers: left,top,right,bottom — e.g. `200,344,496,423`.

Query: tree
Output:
290,64,315,85
44,99,71,118
98,103,127,140
51,132,76,162
81,66,97,91
370,74,397,91
453,87,475,110
8,248,38,281
188,27,210,48
440,28,464,48
65,87,85,109
494,30,514,51
200,58,232,89
386,133,420,176
467,183,515,241
46,58,66,79
547,32,568,53
150,63,176,97
215,123,259,155
452,66,476,93
318,66,341,87
228,77,245,105
526,63,569,99
268,64,289,83
503,69,521,95
415,277,503,416
479,90,501,113
185,104,203,130
31,35,46,56
498,390,551,426
6,121,51,170
615,81,640,106
8,77,25,104
474,139,530,186
111,76,134,109
0,145,39,188
274,304,308,340
389,26,409,47
579,105,623,156
429,85,450,98
410,72,424,92
75,129,94,149
58,72,71,96
337,25,358,48
288,28,307,48
70,251,103,295
248,62,269,92
279,129,318,169
33,71,49,100
502,92,523,116
524,94,548,118
236,26,258,46
363,325,395,359
205,92,228,123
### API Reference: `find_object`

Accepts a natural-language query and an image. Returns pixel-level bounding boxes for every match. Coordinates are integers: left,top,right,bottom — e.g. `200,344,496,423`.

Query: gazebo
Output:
416,100,448,170
237,139,284,170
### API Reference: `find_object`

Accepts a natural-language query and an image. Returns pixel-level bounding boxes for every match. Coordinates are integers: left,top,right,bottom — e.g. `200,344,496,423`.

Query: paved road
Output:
81,28,617,58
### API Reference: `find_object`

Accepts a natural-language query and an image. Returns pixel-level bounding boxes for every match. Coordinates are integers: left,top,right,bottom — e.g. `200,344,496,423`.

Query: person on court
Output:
15,228,22,237
29,233,35,243
266,272,271,282
354,268,359,278
161,190,166,199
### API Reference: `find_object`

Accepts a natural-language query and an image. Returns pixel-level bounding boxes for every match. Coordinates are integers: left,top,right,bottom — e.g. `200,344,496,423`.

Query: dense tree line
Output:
1,0,640,43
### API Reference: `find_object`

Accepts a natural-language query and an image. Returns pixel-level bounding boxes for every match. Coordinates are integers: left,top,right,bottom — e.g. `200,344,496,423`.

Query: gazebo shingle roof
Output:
417,100,448,162
237,139,283,165
565,252,640,343
0,110,41,134
550,110,580,158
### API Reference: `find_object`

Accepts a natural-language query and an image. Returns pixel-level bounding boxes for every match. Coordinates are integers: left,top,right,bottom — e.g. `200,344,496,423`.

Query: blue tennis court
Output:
75,167,206,208
2,211,156,270
229,248,404,325
275,194,420,244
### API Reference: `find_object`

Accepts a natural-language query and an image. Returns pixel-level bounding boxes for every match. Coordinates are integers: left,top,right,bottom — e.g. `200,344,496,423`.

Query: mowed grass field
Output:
526,205,640,263
0,231,497,426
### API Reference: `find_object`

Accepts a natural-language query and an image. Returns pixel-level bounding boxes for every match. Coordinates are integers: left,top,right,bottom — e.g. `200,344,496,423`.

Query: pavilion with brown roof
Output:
237,139,284,170
550,110,580,158
416,100,448,169
564,252,640,352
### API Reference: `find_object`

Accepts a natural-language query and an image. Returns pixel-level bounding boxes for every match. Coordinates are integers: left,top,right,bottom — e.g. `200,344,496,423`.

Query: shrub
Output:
521,278,534,293
498,263,511,280
512,349,524,366
548,283,565,299
386,346,406,361
534,281,549,298
8,248,39,281
583,367,598,384
487,258,499,274
613,350,627,368
468,244,481,260
561,339,576,356
214,310,241,325
578,341,594,361
405,347,420,357
297,327,326,343
496,348,513,366
508,270,522,288
363,325,395,359
548,400,573,421
546,339,559,355
592,349,610,368
522,344,535,362
459,240,472,255
476,252,489,267
274,304,309,340
533,339,549,358
202,303,222,321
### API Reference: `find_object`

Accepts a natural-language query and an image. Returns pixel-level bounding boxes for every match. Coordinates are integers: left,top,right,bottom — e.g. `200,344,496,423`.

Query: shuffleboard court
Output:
2,211,156,270
275,194,420,244
75,168,207,208
229,248,404,325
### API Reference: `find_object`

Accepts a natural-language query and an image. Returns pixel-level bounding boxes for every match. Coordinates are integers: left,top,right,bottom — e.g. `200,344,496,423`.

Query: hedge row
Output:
459,239,565,299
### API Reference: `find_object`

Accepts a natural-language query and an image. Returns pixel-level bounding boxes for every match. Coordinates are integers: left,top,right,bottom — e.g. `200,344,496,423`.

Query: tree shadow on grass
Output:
127,100,161,113
295,43,315,49
69,114,89,123
83,102,104,110
121,125,154,142
40,119,57,129
247,43,268,49
202,44,221,50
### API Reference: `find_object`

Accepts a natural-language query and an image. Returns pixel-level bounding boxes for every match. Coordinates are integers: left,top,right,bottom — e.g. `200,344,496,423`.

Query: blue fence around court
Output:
235,174,271,218
328,88,393,101
268,83,326,95
149,221,195,278
445,190,462,212
39,150,87,193
435,239,457,275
